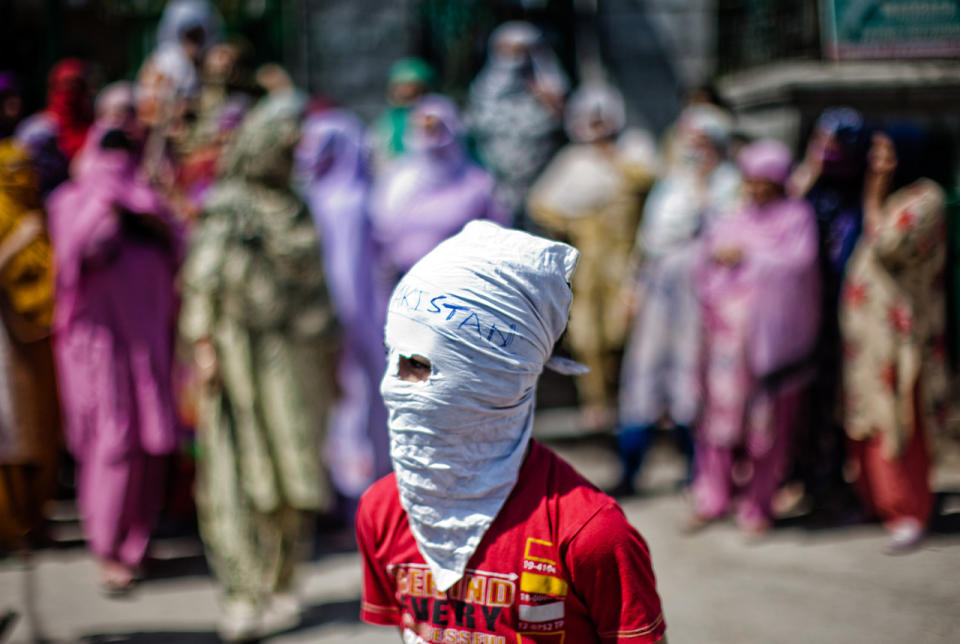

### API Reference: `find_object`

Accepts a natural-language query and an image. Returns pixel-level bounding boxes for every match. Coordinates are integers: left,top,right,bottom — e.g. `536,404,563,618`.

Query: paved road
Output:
2,437,959,643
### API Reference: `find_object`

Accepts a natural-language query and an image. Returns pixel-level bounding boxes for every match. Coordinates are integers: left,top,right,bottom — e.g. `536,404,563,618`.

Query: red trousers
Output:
849,425,932,528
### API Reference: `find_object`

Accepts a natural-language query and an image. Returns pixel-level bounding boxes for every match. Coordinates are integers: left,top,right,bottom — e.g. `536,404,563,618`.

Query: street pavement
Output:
2,431,959,644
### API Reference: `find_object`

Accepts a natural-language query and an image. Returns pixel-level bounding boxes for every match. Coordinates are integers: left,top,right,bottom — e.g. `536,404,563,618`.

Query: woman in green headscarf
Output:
371,57,435,171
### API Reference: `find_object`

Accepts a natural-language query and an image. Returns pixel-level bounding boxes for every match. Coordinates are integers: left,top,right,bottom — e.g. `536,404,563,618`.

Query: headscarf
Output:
44,59,93,161
73,82,139,179
370,96,508,294
296,109,369,212
148,0,222,101
14,115,69,195
815,107,868,180
157,0,220,48
472,21,569,99
738,139,792,185
388,57,435,92
380,95,470,205
564,82,626,143
679,104,733,152
381,220,584,591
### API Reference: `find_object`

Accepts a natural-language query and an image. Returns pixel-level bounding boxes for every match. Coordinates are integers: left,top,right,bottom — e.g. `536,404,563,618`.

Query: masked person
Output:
47,123,183,594
692,140,820,534
370,57,435,171
295,109,390,510
467,21,567,230
369,95,507,321
840,126,950,552
357,220,666,644
180,81,339,641
528,83,658,430
613,105,740,496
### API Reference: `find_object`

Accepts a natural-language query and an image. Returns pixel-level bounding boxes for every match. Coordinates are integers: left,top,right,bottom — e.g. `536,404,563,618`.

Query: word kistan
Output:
390,285,520,351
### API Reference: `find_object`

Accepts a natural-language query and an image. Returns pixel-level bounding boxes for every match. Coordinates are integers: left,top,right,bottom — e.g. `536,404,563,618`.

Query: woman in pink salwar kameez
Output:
692,140,820,533
47,126,182,592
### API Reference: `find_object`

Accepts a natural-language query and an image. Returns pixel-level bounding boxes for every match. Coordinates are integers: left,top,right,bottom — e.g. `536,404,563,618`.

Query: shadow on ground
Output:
77,598,363,643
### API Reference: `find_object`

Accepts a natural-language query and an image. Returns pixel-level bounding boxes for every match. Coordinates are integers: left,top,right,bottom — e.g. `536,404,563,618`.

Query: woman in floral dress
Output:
840,127,951,552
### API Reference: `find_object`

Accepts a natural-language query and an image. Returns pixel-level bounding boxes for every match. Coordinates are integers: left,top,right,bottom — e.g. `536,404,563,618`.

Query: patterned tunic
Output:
840,179,950,459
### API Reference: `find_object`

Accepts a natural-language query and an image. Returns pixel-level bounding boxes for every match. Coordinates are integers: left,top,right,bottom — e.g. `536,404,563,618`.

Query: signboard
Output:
822,0,960,59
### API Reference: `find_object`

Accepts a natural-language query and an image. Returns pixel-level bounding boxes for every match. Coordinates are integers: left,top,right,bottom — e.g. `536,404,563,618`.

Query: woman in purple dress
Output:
692,140,820,534
295,109,389,506
47,125,182,592
369,95,508,314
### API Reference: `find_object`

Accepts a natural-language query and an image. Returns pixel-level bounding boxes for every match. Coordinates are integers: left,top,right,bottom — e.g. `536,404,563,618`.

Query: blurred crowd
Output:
0,0,957,640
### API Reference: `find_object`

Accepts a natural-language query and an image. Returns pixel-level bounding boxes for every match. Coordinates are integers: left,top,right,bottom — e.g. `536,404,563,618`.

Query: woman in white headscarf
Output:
613,104,741,496
467,21,568,229
356,221,667,643
528,82,658,428
136,0,222,134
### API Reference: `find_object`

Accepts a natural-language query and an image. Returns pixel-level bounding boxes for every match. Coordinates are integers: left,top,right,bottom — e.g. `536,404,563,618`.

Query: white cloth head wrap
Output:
380,220,582,591
564,82,626,143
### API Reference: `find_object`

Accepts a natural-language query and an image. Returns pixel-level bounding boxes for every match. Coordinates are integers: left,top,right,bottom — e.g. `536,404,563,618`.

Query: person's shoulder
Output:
531,442,622,523
357,473,402,524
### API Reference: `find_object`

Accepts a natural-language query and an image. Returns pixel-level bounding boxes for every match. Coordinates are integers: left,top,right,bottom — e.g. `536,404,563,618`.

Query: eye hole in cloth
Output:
398,354,432,382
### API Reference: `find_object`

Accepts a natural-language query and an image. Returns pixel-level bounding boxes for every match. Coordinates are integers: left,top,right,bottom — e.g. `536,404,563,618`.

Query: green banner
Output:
822,0,960,59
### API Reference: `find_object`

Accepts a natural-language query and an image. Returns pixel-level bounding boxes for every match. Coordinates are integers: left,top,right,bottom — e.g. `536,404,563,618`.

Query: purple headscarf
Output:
369,95,507,279
738,139,792,185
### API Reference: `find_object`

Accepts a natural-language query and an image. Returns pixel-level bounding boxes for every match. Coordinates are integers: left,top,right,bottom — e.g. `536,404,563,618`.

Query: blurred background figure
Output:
0,74,23,140
295,109,390,517
613,105,740,497
71,82,140,180
174,38,256,221
137,0,221,187
692,140,820,534
370,57,435,172
47,121,182,594
369,94,507,316
840,126,951,552
467,21,567,231
15,60,93,196
179,73,338,642
528,82,658,430
137,0,221,124
0,141,59,554
788,107,870,519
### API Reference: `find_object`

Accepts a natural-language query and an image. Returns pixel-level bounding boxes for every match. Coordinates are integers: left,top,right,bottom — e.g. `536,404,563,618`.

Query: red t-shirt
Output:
356,441,666,643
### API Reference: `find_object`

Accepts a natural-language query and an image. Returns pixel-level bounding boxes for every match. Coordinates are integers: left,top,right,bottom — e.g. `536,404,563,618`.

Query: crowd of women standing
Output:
0,0,956,640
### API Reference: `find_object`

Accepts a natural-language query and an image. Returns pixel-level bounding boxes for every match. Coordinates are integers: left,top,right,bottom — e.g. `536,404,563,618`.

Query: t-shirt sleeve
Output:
355,493,403,626
565,505,666,643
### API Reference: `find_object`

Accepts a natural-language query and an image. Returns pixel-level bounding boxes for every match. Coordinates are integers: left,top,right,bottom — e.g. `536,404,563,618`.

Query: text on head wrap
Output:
391,285,518,350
